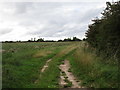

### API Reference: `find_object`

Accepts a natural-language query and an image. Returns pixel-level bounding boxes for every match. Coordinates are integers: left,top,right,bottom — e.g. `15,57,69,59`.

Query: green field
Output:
2,42,118,88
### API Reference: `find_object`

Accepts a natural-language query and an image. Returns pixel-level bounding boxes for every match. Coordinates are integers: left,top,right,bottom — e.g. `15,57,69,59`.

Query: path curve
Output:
34,59,52,84
41,59,52,72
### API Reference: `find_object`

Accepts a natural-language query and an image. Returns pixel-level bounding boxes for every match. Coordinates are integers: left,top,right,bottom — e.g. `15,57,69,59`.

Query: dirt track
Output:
59,60,81,88
41,59,52,72
34,59,52,84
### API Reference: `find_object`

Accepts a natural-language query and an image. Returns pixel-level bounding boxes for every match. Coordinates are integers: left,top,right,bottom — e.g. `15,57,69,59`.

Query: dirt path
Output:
41,59,52,72
0,49,5,53
59,60,81,88
34,59,52,84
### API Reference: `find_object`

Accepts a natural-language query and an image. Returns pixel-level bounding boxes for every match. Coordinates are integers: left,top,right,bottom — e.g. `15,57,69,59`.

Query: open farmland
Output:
2,42,118,88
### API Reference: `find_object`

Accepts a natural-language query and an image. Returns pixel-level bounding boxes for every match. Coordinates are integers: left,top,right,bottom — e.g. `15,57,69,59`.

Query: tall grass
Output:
67,42,118,88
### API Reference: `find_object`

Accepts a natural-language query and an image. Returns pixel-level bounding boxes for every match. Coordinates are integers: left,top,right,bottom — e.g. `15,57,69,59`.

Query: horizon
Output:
1,36,83,42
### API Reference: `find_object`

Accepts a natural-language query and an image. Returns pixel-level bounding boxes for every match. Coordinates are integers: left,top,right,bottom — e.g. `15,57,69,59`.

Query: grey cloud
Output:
0,28,13,35
22,2,104,39
14,2,34,14
26,22,87,39
80,7,104,23
0,2,106,41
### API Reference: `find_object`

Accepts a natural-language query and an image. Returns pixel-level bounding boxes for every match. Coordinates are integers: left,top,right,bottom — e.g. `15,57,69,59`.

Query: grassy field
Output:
2,42,118,88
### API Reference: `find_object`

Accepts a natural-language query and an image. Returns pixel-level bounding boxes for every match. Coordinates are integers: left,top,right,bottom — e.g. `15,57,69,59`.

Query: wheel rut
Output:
34,59,52,84
41,59,52,72
59,60,82,88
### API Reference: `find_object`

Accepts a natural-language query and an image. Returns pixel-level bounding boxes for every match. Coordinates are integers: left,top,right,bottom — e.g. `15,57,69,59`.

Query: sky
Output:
0,0,118,41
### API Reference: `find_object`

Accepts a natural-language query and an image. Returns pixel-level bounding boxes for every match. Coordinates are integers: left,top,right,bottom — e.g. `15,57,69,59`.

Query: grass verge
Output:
67,45,118,88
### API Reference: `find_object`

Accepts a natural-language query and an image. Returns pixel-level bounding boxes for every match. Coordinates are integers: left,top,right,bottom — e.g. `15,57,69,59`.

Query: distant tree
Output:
72,37,81,41
5,41,14,43
58,40,63,42
83,38,86,41
45,40,55,42
37,38,44,42
27,40,32,42
63,38,72,42
34,38,36,42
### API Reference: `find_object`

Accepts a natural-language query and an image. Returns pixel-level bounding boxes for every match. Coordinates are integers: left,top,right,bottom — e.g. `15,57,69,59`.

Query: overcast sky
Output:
0,0,117,41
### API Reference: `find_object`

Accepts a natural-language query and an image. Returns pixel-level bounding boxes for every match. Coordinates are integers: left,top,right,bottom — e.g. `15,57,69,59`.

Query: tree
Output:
86,1,120,58
73,37,81,41
37,38,44,42
63,38,72,42
58,40,63,42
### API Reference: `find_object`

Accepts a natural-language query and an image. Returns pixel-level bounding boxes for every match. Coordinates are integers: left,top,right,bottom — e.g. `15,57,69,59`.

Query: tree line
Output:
86,1,120,59
3,37,84,43
28,37,82,42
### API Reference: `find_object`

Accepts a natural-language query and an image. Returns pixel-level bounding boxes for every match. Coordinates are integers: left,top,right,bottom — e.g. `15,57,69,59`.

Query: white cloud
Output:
0,1,111,41
0,0,118,2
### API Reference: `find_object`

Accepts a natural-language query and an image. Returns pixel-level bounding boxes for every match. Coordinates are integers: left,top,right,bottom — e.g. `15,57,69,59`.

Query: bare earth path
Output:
59,60,81,88
0,49,5,53
34,59,52,83
41,59,52,72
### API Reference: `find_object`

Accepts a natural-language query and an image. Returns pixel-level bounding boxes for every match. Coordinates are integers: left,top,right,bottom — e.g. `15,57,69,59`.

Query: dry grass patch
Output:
55,44,78,58
74,47,95,66
33,50,52,58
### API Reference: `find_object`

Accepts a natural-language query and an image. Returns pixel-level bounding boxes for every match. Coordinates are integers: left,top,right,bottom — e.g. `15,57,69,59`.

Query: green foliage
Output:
73,37,81,41
86,1,120,59
37,38,44,42
58,37,81,42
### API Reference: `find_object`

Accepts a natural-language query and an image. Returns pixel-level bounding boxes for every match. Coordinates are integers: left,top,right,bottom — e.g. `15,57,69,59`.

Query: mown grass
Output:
67,42,118,88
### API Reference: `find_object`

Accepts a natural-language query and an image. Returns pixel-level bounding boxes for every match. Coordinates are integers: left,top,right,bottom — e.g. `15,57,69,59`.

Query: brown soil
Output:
59,60,82,88
0,49,5,53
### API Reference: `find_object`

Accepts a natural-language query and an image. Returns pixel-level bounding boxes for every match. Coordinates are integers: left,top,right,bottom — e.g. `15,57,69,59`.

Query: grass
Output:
2,42,118,88
31,44,77,88
2,42,77,88
67,42,118,88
